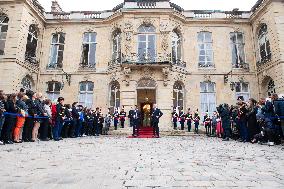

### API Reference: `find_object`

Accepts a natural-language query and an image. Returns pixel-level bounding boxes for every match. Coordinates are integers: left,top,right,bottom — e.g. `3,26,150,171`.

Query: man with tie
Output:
151,104,163,138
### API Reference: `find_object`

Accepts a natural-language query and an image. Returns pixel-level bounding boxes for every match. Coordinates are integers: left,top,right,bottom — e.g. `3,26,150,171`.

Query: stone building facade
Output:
0,0,283,129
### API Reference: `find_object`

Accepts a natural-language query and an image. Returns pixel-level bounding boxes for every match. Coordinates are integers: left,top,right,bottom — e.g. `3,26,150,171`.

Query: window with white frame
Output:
235,82,250,101
78,82,94,108
200,82,216,115
258,24,271,63
137,24,156,63
46,81,61,102
172,31,182,64
81,32,97,67
198,32,213,67
230,32,245,68
48,32,65,68
0,14,9,55
109,81,120,113
173,82,184,110
25,25,38,64
112,30,121,64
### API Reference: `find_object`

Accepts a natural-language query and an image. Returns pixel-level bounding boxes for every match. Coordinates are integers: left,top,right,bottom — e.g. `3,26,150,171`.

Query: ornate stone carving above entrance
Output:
137,78,157,89
139,67,153,77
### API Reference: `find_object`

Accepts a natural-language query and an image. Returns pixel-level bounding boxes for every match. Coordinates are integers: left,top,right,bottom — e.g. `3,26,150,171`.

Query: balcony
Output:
79,63,96,71
45,11,114,20
256,54,272,68
108,53,186,69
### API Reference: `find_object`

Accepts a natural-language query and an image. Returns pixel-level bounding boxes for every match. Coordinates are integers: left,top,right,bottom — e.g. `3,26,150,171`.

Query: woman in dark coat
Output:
2,94,18,144
247,98,258,141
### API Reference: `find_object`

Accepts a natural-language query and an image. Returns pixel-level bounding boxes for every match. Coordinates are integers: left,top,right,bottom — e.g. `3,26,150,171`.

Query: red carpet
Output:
127,127,155,138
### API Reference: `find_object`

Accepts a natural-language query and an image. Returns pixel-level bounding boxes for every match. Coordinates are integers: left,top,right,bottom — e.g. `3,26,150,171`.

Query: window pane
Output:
237,33,243,43
47,82,54,92
235,83,241,92
199,56,205,62
57,51,64,64
83,33,89,43
52,34,58,43
54,82,61,92
89,43,96,65
90,33,96,42
138,35,146,41
1,25,8,32
208,82,215,92
80,83,86,92
59,33,65,44
198,33,203,42
230,33,236,43
242,83,249,92
50,45,58,65
0,32,7,40
205,33,212,42
200,82,207,92
88,82,94,91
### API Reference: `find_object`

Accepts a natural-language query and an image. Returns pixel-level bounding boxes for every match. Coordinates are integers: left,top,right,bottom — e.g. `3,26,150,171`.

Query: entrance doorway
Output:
137,89,156,127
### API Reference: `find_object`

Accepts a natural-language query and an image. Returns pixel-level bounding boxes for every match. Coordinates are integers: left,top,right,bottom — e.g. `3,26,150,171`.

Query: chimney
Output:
51,0,63,13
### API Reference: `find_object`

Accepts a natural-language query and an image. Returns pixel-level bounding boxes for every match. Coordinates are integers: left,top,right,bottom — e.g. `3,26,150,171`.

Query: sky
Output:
37,0,258,12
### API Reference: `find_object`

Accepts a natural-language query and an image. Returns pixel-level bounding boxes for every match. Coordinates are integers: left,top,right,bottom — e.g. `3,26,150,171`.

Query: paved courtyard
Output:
0,135,284,189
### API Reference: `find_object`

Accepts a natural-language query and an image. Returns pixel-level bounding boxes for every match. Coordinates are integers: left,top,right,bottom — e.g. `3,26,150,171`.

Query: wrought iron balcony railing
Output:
79,63,96,69
108,53,186,68
25,54,39,65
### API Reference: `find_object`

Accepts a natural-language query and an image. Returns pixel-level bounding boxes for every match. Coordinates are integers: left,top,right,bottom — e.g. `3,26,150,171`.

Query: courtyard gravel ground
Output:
0,135,283,189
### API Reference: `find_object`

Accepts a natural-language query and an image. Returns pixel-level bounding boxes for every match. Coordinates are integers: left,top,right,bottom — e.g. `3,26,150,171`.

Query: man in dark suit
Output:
132,105,141,137
151,104,163,138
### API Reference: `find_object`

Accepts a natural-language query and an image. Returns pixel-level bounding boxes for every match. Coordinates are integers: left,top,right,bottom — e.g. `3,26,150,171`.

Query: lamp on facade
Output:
230,82,236,91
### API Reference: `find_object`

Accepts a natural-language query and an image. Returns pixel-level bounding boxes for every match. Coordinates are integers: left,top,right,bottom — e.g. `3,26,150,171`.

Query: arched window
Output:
137,24,156,63
0,14,9,55
267,79,276,97
47,81,61,101
81,32,97,68
172,30,181,64
25,24,38,64
112,29,122,64
173,82,184,110
78,81,94,108
109,81,120,113
21,76,33,90
200,82,216,115
258,24,271,63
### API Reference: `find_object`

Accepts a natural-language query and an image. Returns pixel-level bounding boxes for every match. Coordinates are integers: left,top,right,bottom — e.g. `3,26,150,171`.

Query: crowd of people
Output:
171,95,284,146
0,89,131,145
0,88,283,146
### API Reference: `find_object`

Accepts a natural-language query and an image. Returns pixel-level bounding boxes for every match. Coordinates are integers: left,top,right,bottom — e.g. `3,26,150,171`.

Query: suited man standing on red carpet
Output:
132,105,141,137
151,104,163,138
